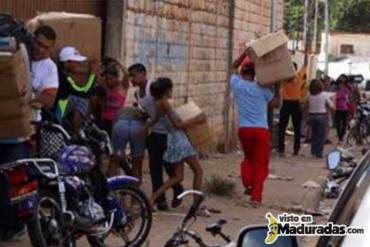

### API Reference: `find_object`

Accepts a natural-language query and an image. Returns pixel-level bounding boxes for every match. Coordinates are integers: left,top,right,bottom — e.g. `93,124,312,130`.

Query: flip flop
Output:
196,208,211,217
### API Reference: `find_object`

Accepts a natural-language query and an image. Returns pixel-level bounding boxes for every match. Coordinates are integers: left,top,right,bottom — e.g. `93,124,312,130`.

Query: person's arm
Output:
159,100,206,130
232,48,250,73
30,88,58,109
31,62,59,109
269,84,281,108
117,63,130,90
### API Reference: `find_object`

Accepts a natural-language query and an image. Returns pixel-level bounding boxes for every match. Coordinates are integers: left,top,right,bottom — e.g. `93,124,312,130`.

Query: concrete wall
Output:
106,0,284,148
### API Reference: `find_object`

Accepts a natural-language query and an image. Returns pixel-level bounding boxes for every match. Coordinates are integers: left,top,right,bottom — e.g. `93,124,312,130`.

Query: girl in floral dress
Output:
144,77,205,209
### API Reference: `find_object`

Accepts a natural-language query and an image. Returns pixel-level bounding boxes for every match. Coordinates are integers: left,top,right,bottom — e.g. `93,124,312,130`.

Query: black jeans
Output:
335,110,349,141
0,142,30,236
278,100,302,154
147,132,184,204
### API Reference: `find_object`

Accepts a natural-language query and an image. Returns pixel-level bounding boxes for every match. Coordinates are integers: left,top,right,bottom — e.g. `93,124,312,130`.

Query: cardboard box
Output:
27,12,102,61
0,48,29,99
0,115,33,139
247,31,296,85
176,101,212,150
0,98,32,118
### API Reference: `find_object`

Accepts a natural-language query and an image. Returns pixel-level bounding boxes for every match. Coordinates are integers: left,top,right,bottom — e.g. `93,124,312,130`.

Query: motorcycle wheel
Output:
88,185,152,247
27,194,76,247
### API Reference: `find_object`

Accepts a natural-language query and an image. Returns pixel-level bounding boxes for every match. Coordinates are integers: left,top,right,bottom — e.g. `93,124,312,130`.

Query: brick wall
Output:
120,0,284,148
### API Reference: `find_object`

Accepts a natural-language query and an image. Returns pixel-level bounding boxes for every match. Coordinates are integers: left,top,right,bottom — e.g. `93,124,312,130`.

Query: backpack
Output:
0,12,34,59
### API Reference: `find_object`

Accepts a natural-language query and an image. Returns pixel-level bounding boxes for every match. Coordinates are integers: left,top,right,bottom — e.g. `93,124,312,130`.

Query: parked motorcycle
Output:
325,148,356,198
0,120,152,247
345,99,370,147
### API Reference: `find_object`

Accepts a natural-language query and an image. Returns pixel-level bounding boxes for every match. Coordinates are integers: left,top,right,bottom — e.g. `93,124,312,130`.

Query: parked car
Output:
236,150,370,247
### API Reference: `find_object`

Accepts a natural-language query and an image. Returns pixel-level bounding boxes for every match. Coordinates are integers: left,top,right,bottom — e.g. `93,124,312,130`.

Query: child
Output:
144,77,205,211
101,64,128,134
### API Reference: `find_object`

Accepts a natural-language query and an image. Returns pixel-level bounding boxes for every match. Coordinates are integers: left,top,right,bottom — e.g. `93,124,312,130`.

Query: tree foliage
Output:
284,0,370,38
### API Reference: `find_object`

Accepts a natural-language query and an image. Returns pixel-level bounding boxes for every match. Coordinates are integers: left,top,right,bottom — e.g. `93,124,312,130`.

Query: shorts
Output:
112,119,146,158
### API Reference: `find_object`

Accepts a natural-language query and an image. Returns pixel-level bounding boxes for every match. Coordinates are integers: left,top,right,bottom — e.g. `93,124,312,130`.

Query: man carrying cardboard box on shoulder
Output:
230,47,279,208
0,25,58,242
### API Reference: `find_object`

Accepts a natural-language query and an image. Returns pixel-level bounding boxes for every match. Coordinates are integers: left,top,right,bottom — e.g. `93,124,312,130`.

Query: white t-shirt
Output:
308,92,331,114
136,80,167,134
31,58,59,121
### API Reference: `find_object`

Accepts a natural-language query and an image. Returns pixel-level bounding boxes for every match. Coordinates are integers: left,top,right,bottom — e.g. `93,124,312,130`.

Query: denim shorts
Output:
111,119,146,158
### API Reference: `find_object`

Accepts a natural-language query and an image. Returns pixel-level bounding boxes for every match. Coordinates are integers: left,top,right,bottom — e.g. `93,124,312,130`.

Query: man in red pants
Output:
230,48,275,207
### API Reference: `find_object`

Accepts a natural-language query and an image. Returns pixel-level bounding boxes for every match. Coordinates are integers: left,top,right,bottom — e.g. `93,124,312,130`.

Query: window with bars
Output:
340,44,354,54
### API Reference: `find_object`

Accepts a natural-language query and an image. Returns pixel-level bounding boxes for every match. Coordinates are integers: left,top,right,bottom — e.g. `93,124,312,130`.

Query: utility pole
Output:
270,0,277,32
324,0,329,75
303,0,309,65
312,0,319,53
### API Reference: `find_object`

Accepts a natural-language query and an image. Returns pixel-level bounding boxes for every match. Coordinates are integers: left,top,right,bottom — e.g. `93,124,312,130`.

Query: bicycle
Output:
164,190,236,247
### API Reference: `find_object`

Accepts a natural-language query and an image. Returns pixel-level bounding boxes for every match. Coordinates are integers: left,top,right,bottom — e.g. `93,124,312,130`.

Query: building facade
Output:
321,31,370,59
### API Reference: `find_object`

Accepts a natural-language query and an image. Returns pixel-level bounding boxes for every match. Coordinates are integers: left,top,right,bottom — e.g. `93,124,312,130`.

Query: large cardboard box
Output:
0,99,31,118
247,31,296,85
0,48,29,99
27,12,102,60
176,101,212,150
0,115,33,139
0,44,32,139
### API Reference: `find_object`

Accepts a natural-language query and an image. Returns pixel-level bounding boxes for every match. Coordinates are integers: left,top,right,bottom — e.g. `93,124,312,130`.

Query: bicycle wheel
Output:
88,185,152,247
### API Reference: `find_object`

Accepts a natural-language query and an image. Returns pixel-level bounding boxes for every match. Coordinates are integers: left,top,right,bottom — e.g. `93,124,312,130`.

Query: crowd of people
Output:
0,25,210,241
232,47,361,208
0,25,363,242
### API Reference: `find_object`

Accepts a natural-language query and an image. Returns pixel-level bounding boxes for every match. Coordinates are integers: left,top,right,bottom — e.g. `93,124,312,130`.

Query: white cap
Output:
59,46,87,62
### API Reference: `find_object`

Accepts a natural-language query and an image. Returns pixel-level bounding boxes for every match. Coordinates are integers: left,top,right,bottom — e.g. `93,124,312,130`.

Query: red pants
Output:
238,128,270,202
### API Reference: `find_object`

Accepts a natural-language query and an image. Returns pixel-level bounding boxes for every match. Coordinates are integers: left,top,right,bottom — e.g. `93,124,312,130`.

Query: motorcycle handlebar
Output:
332,169,353,179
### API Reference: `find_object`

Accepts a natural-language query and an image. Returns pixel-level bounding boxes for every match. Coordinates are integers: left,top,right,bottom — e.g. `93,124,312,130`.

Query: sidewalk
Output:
4,138,333,247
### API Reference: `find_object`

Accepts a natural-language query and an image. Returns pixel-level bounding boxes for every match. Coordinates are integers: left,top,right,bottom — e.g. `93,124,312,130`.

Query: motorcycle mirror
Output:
327,150,341,171
236,226,299,247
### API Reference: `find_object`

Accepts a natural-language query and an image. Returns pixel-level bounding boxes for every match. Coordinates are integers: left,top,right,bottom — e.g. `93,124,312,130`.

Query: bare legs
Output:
132,156,144,185
149,155,203,208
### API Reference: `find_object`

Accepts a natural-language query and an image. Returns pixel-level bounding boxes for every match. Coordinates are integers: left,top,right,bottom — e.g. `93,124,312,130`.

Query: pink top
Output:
102,88,126,122
336,86,352,111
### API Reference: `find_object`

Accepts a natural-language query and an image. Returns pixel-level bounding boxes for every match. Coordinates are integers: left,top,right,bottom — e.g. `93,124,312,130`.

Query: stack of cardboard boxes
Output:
0,42,32,139
247,31,296,85
27,12,102,61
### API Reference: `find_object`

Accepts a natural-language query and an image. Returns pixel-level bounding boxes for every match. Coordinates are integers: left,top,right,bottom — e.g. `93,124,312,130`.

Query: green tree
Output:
285,0,370,38
284,0,304,40
335,0,370,32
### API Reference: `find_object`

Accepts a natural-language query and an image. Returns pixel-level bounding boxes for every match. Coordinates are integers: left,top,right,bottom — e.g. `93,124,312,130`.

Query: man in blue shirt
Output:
230,48,275,207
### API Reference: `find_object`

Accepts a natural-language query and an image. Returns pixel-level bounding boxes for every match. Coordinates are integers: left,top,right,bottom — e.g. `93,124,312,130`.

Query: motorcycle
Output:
0,120,152,247
324,148,356,198
345,99,370,147
164,190,236,247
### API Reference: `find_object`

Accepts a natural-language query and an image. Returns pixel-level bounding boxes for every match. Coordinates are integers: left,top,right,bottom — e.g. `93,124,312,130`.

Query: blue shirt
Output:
230,74,273,129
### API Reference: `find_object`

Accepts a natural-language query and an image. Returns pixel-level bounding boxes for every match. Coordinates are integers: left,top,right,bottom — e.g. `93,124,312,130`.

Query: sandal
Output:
196,206,211,217
206,206,222,214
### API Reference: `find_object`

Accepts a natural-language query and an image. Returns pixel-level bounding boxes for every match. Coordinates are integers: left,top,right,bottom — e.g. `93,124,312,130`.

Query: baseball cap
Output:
241,57,254,68
59,46,87,62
